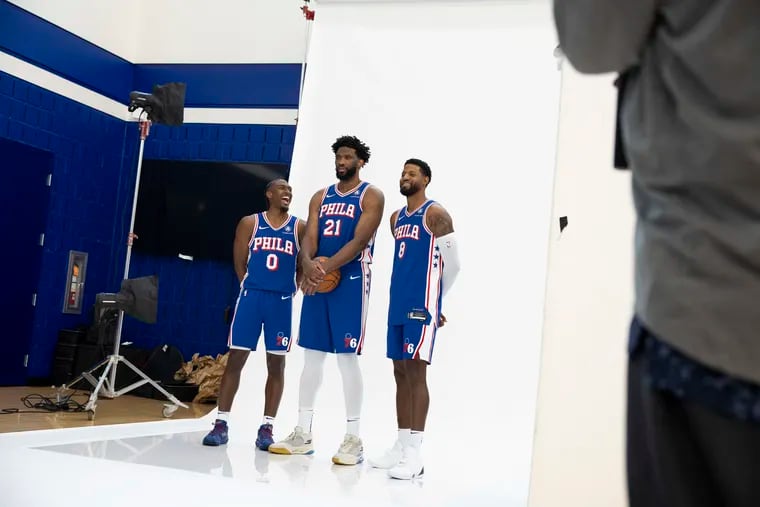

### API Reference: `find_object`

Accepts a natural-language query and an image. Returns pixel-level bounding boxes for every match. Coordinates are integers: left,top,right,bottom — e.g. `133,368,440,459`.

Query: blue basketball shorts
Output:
228,288,294,353
298,264,371,354
386,319,439,364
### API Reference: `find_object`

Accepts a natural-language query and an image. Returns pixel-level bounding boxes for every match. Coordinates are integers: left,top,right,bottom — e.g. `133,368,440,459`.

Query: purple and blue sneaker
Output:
256,423,274,450
202,420,229,446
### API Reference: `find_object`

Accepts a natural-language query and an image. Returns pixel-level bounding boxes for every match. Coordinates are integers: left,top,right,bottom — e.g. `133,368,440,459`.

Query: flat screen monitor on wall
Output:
133,160,290,263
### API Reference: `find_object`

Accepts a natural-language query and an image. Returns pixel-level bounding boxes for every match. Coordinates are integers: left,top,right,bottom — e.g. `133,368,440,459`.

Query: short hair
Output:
332,135,371,163
265,178,287,205
405,158,431,182
266,178,287,191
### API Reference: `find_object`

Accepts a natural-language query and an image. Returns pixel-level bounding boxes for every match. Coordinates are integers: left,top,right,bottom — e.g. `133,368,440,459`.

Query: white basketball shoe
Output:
332,434,364,465
388,446,424,480
268,426,314,455
368,440,404,469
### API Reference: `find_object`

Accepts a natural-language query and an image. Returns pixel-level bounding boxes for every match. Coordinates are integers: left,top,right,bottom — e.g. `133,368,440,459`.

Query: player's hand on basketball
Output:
302,258,326,280
438,314,447,328
301,279,317,296
301,259,326,296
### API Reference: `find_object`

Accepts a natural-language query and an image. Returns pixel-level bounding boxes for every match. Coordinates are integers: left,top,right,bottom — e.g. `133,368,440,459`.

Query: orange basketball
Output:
314,256,340,293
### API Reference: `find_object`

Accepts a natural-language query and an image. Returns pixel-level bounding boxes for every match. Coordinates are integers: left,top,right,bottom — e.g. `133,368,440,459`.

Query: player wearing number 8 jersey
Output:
369,159,461,480
202,179,305,451
269,135,385,466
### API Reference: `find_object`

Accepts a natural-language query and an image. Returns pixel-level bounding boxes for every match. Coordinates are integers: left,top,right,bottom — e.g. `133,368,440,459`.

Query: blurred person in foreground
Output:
554,2,760,506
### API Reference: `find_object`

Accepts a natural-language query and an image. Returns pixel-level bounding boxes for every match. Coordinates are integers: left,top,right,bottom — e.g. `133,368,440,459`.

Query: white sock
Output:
398,428,411,446
262,415,275,426
297,349,327,433
337,354,363,437
216,411,229,423
298,409,314,433
410,430,423,449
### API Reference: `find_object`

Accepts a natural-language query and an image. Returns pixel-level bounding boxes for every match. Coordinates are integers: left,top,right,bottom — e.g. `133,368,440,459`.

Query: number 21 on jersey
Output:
324,219,342,237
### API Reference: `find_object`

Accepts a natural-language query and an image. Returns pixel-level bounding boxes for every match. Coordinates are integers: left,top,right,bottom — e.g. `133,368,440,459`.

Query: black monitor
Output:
133,160,289,263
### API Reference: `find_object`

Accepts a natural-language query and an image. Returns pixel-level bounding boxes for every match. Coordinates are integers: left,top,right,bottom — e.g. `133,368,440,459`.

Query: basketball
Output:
314,256,340,293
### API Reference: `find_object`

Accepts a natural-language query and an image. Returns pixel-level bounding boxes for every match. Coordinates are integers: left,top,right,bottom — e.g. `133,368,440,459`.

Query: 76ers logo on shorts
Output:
276,332,290,348
344,333,358,349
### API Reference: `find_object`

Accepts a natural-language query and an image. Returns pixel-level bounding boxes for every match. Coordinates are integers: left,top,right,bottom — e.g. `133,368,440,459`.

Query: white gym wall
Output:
7,0,309,63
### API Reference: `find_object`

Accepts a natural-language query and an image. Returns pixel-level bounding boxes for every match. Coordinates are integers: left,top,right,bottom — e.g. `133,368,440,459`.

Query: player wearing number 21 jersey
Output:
202,179,305,452
369,158,461,480
269,135,385,467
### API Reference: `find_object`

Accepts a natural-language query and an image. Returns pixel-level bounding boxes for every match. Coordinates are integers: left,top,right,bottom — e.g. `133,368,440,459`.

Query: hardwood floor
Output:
0,386,215,433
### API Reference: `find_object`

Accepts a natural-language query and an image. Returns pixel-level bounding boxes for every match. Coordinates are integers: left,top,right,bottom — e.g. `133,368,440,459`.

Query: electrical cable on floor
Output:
1,391,90,414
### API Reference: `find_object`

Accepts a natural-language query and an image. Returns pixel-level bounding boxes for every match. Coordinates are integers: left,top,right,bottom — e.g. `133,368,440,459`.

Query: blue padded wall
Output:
0,71,137,378
1,71,298,378
0,0,302,379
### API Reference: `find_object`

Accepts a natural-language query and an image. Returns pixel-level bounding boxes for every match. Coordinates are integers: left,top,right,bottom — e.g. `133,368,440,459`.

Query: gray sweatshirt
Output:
554,0,760,384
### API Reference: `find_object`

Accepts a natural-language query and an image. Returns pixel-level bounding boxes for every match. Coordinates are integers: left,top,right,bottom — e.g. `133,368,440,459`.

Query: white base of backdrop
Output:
233,1,561,505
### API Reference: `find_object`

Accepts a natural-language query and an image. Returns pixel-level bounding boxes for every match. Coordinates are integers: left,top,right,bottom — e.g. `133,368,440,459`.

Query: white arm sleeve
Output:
435,233,461,298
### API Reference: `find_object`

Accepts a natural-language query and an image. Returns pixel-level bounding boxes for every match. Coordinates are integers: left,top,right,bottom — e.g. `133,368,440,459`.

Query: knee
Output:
302,350,327,379
405,360,427,385
226,349,249,370
266,354,285,376
393,361,407,383
336,354,361,378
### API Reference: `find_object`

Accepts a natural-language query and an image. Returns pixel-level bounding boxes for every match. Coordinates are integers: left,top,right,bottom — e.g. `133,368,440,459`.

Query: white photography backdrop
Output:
233,1,560,505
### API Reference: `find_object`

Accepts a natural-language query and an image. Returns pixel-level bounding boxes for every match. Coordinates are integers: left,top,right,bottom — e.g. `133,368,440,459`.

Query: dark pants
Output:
627,323,760,507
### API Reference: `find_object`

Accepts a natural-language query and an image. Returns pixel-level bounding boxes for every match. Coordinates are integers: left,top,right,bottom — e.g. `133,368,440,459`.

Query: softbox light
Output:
128,82,186,126
94,275,159,324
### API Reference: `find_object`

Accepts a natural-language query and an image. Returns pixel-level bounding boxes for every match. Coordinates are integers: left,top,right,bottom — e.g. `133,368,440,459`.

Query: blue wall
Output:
0,70,137,378
0,71,298,378
0,0,301,379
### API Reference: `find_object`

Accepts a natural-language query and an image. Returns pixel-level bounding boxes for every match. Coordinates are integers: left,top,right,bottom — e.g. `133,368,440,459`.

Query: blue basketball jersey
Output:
316,181,375,270
242,213,300,294
388,200,443,325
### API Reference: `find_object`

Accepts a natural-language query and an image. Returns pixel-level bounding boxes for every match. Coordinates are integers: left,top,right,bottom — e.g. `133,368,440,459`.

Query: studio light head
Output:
94,275,159,324
128,82,186,126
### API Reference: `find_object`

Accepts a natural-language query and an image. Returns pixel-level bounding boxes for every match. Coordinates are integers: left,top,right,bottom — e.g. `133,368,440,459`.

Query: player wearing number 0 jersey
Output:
369,159,461,480
270,135,385,467
203,179,305,452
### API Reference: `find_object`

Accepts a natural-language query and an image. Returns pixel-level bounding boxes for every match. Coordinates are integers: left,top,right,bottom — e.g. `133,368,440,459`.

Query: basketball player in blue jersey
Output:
269,135,385,466
369,159,461,479
202,179,305,451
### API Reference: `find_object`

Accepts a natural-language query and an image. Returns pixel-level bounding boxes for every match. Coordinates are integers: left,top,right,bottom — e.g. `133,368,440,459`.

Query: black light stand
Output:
65,84,188,419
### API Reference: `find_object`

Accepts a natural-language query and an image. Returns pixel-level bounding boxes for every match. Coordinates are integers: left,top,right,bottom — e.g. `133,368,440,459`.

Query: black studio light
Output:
64,85,189,418
94,275,159,325
128,82,186,126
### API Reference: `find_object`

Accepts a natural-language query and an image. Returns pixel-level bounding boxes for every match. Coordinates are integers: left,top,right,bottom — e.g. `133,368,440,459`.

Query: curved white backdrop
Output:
237,1,561,505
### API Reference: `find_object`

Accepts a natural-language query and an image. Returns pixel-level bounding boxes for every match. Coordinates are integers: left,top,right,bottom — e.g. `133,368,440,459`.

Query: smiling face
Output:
399,163,430,197
266,179,292,211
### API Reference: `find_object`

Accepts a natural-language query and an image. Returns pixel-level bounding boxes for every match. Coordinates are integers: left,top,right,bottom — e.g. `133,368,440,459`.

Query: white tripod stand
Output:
66,120,188,420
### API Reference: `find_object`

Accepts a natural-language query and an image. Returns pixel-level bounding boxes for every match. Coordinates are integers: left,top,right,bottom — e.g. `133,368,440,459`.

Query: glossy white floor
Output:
0,411,512,507
0,340,531,507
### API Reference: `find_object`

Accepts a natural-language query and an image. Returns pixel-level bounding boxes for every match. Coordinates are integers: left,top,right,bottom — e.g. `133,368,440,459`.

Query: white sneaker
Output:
332,434,364,465
388,446,424,480
268,426,314,455
368,440,403,469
